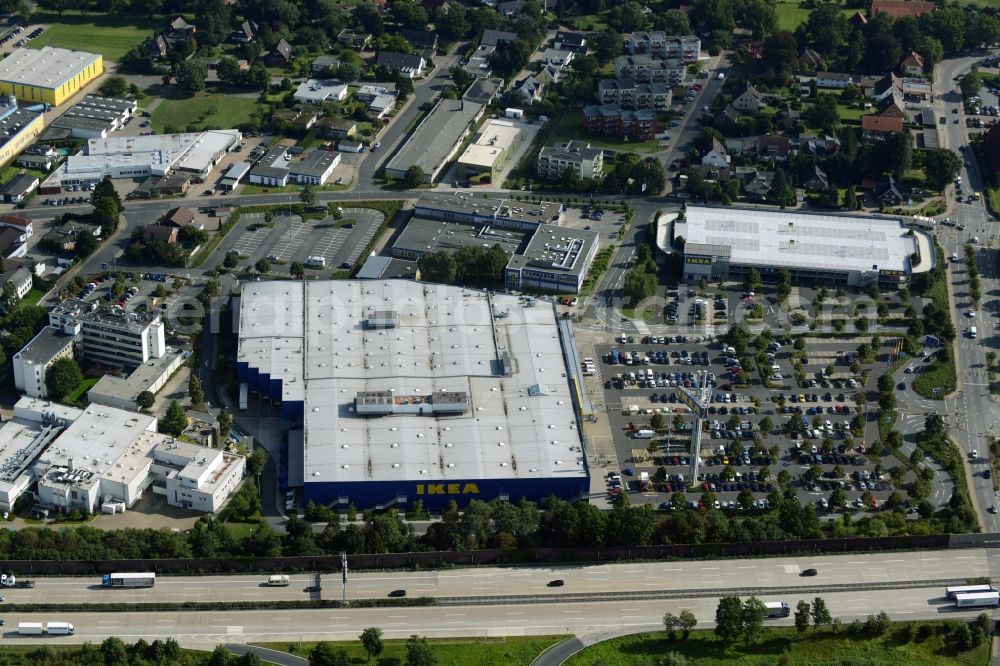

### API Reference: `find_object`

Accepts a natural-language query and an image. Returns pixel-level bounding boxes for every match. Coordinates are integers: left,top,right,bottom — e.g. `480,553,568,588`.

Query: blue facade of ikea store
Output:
236,361,304,419
302,475,590,511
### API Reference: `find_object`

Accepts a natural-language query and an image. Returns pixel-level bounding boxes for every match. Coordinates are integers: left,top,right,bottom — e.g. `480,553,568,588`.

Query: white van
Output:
970,326,978,338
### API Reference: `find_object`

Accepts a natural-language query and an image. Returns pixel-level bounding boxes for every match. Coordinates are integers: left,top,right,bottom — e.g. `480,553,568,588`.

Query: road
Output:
2,548,989,605
932,53,1000,531
0,585,990,649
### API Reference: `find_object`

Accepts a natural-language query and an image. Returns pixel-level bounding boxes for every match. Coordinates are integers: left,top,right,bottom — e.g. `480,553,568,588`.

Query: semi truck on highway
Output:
102,572,155,588
1,574,33,588
954,591,1000,608
764,601,791,618
17,622,73,635
267,574,290,586
946,584,994,599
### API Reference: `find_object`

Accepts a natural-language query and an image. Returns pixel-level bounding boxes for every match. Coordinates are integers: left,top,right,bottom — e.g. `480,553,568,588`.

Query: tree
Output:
650,412,665,430
218,409,233,441
663,612,679,639
417,251,457,284
98,75,130,98
45,357,83,401
678,609,697,639
159,399,189,437
811,597,832,629
758,416,773,437
403,165,426,187
741,596,767,644
715,595,744,641
309,643,350,666
805,3,849,55
960,69,981,99
804,94,839,133
300,184,316,207
360,627,384,661
405,634,436,666
922,148,962,191
623,267,657,305
882,132,913,178
337,61,361,83
255,258,271,274
137,390,154,410
175,60,207,96
290,261,305,278
794,600,811,632
188,374,204,406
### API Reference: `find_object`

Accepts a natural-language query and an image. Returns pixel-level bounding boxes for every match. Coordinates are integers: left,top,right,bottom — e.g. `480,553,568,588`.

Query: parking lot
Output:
560,205,626,242
223,207,384,274
588,333,916,515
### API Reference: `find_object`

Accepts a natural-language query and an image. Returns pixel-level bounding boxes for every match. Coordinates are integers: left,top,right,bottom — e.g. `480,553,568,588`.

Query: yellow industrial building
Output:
0,47,103,107
0,107,44,169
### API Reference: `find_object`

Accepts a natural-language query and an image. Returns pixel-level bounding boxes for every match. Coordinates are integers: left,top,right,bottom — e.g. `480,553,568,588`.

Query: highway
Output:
1,548,991,605
0,586,989,648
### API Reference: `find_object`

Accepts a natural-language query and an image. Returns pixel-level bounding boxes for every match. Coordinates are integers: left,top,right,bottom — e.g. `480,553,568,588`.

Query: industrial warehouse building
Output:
454,119,522,181
236,280,590,509
0,100,44,170
0,47,103,107
384,98,485,183
674,205,929,287
0,397,246,514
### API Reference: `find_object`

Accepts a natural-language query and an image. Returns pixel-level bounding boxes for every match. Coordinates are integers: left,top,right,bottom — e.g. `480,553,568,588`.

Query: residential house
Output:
773,107,802,132
869,0,934,19
902,78,932,100
537,141,604,181
376,52,426,79
161,206,198,229
0,214,33,238
554,31,587,53
598,79,672,111
512,75,545,105
147,35,168,58
872,72,903,103
400,29,438,52
799,48,823,72
817,72,856,89
464,44,495,78
497,0,525,17
622,32,700,62
311,55,340,76
142,224,178,244
231,20,258,44
800,165,828,192
695,164,731,183
0,174,38,203
799,134,840,156
293,79,349,105
0,227,25,260
756,135,791,161
876,95,905,119
0,265,32,303
355,84,397,117
337,29,372,50
17,144,57,171
614,55,685,84
265,39,293,67
735,167,773,201
874,175,904,205
317,118,358,139
731,82,764,113
861,114,904,141
701,138,729,168
582,104,657,141
900,51,924,77
539,48,574,70
720,104,740,124
481,29,518,48
271,107,321,132
848,11,868,28
168,17,195,37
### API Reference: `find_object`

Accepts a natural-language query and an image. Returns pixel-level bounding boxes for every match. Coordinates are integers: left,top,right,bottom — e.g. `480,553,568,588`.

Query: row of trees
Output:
416,244,511,290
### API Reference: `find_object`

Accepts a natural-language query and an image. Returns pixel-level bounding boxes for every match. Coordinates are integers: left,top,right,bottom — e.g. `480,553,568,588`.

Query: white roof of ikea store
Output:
680,205,916,274
237,280,585,485
0,47,101,90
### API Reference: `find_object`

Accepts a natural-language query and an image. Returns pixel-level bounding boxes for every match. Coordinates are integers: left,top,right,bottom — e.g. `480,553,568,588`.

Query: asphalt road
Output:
2,548,989,605
932,53,1000,531
0,585,990,648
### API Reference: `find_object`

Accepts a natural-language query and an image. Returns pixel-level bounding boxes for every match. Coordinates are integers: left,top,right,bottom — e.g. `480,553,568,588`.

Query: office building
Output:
47,298,166,369
454,119,522,180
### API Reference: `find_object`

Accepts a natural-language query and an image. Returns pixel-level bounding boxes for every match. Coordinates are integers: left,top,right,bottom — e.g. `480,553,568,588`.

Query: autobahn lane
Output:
0,586,988,647
3,549,991,605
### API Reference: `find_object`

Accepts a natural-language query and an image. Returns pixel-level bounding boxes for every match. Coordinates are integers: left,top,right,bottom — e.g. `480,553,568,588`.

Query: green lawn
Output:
255,635,567,666
566,624,990,666
64,377,99,404
27,12,159,63
151,94,260,133
913,346,958,398
774,0,857,30
550,110,660,154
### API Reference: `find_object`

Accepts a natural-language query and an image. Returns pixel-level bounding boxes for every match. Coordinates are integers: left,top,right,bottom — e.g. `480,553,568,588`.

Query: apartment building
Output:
622,32,700,62
582,104,657,141
597,79,672,111
614,55,685,84
537,140,604,181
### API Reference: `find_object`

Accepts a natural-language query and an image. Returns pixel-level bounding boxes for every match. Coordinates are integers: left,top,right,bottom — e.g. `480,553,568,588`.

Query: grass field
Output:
566,624,990,666
913,346,958,398
774,0,856,31
64,377,99,404
150,94,260,133
28,12,159,62
256,635,567,666
550,110,661,154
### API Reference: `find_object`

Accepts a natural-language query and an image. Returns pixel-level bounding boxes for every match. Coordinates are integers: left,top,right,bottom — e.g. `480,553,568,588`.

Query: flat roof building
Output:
47,298,166,369
248,146,341,187
87,348,185,411
537,140,604,181
392,216,529,259
236,280,589,509
675,205,926,287
0,103,45,171
48,94,136,139
0,47,103,106
385,98,485,183
414,191,563,231
0,397,244,514
505,224,600,293
455,119,522,180
12,326,76,399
